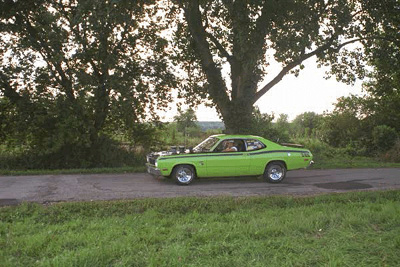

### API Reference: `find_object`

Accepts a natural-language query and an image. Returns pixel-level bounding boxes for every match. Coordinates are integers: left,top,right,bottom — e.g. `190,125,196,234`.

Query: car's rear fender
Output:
265,159,287,171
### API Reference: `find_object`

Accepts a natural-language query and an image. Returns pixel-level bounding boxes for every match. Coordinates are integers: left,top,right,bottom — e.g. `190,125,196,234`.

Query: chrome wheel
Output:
177,167,193,183
173,165,195,185
264,162,286,183
268,166,283,181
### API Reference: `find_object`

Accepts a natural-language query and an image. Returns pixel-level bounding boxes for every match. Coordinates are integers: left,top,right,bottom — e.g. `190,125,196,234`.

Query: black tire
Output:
171,165,196,185
263,162,286,183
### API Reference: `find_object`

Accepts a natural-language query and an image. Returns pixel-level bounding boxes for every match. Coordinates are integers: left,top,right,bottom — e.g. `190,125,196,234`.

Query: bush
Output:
0,136,145,170
250,109,290,142
372,125,398,152
382,140,400,162
291,137,337,162
320,112,364,148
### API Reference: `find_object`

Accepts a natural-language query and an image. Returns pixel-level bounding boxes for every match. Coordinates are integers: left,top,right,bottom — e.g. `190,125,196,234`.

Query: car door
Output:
245,138,268,175
205,139,249,177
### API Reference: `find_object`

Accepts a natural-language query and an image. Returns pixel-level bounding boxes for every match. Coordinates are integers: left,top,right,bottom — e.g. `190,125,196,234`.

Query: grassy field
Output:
1,191,399,266
312,156,400,169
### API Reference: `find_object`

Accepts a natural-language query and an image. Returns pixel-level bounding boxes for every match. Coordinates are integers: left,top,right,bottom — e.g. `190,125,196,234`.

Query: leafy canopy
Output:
0,0,176,168
171,0,398,133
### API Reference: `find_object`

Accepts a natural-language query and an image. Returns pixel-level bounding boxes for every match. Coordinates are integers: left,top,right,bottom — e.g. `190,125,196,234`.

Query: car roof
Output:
210,134,264,140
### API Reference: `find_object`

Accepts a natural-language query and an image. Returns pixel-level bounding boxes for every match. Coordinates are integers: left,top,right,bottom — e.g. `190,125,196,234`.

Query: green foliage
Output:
149,120,225,151
205,128,223,136
313,0,400,158
291,112,323,138
318,20,400,155
292,137,336,162
250,108,281,142
0,0,176,169
152,122,201,150
320,111,365,149
372,125,398,153
0,166,147,176
0,135,146,170
274,114,290,141
362,38,400,133
1,191,400,266
1,0,398,169
171,0,396,133
173,108,200,134
382,140,400,163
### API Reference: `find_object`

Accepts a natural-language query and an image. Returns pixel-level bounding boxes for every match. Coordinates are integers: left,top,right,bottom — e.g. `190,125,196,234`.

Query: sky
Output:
158,57,365,122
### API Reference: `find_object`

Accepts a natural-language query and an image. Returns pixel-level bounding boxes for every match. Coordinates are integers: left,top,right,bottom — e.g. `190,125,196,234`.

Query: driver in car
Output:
222,140,238,152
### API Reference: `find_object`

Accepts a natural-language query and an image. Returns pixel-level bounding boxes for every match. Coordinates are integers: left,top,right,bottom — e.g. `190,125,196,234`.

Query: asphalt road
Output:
0,168,399,206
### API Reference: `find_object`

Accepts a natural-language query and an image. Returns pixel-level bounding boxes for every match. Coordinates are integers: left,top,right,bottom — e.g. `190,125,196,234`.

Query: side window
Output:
245,139,266,151
213,139,245,152
214,140,226,152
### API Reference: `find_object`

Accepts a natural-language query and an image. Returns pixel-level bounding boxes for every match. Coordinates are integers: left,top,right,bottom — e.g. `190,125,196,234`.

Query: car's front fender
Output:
157,157,207,177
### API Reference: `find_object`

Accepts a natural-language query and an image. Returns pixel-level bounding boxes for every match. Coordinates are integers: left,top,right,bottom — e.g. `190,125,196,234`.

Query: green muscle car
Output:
146,134,313,185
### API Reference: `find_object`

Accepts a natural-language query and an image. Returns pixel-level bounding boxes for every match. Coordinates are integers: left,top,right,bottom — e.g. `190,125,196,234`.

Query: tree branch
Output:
253,39,334,103
17,13,75,101
205,30,233,63
249,1,272,53
335,36,398,51
202,15,232,62
179,0,231,113
0,73,24,104
253,34,396,103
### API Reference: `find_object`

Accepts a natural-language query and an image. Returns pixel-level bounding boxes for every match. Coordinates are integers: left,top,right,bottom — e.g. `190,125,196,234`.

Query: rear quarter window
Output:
246,139,266,151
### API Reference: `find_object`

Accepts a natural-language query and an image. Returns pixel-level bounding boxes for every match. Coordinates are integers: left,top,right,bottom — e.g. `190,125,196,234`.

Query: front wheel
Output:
264,162,286,183
171,165,196,185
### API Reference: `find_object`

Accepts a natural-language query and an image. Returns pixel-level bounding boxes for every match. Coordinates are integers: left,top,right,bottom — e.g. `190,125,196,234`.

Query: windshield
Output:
193,137,219,153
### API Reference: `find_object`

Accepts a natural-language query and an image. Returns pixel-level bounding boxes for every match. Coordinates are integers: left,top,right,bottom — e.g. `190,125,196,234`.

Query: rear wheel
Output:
264,162,286,183
172,165,196,185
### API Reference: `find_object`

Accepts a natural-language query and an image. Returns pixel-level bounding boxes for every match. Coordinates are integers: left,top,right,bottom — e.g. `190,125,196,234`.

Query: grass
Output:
0,166,147,176
1,191,400,266
312,156,400,169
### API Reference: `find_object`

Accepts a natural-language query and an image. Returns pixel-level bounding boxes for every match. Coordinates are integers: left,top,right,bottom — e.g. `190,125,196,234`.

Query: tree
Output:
251,107,280,141
172,0,397,133
274,114,290,142
322,0,400,150
372,125,398,153
0,0,176,167
291,112,323,137
362,42,400,132
320,110,364,148
174,108,198,133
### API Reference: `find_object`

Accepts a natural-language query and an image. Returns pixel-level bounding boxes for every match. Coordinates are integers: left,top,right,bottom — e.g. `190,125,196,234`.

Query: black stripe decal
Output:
249,150,309,156
158,153,244,161
158,150,309,160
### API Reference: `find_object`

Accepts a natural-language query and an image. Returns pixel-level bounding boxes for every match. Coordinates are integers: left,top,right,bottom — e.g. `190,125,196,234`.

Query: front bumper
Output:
146,163,162,176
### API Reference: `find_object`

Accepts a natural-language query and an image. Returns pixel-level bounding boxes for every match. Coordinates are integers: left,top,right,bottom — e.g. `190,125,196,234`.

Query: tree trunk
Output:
89,81,109,160
222,100,254,134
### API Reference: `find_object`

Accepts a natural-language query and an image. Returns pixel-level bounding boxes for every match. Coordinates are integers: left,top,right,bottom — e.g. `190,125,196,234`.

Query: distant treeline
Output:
196,121,225,131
